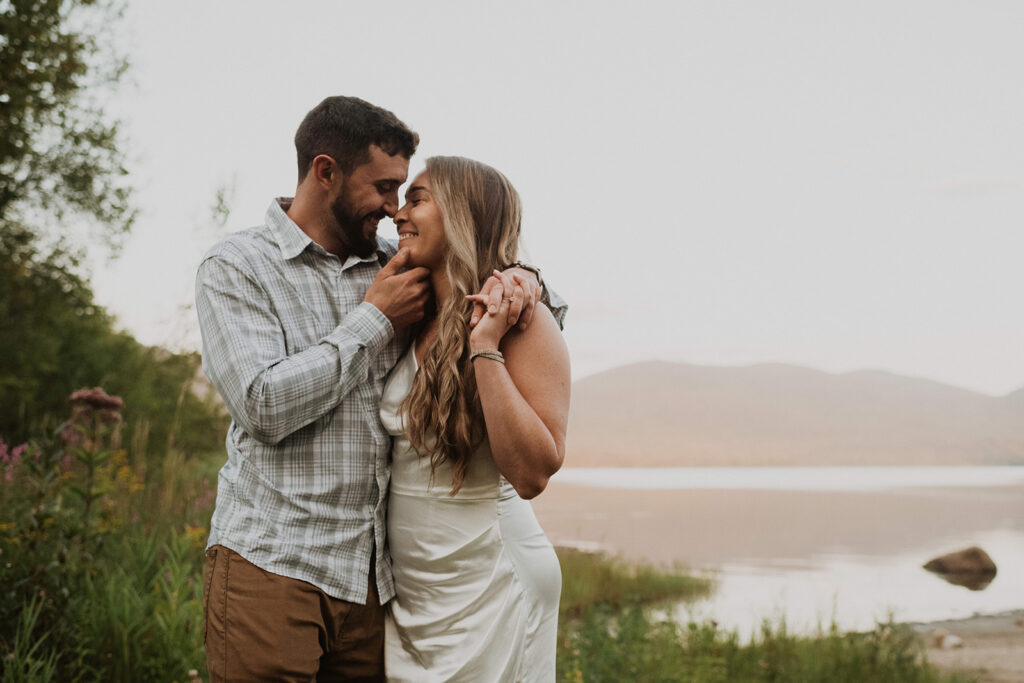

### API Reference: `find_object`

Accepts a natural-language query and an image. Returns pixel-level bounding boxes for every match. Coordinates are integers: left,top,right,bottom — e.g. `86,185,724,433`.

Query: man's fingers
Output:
379,249,411,277
507,284,525,326
512,274,538,330
400,266,431,282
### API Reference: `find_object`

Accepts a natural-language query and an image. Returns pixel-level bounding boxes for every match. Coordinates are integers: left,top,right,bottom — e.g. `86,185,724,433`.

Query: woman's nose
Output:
394,203,408,224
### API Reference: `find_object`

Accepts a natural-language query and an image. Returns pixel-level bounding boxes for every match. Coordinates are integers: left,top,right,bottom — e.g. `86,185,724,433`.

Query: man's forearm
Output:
196,258,393,445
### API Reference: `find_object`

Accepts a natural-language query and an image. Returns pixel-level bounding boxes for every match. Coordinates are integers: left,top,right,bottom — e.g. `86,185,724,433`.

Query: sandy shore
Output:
912,611,1024,683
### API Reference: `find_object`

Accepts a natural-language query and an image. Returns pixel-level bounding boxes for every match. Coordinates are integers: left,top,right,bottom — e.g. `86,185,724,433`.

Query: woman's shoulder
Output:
501,305,568,365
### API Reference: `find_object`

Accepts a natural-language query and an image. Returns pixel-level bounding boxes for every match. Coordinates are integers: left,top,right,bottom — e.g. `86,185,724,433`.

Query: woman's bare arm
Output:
470,296,570,499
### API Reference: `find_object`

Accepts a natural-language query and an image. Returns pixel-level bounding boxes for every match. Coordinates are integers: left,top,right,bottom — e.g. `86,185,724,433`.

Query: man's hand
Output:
468,267,541,330
365,249,431,329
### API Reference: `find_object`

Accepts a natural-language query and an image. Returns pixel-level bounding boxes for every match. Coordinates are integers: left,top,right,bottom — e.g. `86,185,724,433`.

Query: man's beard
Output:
331,194,384,259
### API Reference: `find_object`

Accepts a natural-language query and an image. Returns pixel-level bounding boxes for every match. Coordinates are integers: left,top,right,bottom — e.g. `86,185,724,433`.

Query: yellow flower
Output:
184,525,206,548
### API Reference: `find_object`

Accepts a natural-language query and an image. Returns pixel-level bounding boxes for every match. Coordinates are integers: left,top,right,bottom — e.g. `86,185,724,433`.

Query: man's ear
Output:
310,154,340,191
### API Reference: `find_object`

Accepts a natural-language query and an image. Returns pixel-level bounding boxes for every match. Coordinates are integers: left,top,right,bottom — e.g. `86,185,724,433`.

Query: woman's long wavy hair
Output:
400,156,522,493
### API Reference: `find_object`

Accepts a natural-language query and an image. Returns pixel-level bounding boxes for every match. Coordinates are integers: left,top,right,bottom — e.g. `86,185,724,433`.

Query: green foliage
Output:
0,224,227,454
0,0,134,251
2,597,59,683
557,547,714,621
0,417,212,681
557,605,974,682
0,0,224,454
555,551,975,682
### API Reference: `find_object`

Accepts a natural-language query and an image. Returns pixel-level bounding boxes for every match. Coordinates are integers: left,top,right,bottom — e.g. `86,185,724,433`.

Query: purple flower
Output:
69,387,124,410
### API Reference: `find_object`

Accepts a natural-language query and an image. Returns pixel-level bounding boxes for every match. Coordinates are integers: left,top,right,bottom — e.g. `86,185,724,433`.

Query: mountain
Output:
565,361,1024,467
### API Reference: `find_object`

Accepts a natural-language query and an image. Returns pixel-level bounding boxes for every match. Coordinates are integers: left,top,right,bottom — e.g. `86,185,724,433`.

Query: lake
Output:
532,467,1024,638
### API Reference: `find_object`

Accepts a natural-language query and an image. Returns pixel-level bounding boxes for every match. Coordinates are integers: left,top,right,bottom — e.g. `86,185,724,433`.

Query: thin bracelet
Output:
470,349,505,364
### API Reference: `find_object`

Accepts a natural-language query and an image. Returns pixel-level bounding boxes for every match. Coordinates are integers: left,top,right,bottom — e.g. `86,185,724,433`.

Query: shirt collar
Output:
266,198,314,260
266,197,390,267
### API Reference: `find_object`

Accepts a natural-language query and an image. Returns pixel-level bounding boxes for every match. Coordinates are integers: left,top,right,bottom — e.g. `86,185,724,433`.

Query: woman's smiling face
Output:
393,171,447,270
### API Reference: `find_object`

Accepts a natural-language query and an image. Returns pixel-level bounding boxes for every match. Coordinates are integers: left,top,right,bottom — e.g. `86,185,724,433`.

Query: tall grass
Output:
557,547,714,620
0,407,212,682
2,409,976,682
558,605,975,682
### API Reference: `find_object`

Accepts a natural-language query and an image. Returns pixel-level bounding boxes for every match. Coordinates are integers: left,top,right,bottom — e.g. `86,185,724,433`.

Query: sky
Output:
90,1,1024,396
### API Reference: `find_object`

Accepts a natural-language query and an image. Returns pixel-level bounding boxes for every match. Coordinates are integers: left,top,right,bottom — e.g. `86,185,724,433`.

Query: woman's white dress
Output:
380,346,561,682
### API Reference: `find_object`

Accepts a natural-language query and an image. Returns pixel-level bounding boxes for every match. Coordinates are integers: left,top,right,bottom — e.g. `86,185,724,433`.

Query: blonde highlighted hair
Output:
400,156,522,493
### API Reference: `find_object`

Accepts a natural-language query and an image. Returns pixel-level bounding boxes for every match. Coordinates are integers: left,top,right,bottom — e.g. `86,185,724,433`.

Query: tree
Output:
0,1,226,452
0,0,134,253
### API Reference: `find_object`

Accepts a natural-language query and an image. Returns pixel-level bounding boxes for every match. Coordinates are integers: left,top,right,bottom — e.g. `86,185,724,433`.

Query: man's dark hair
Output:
294,96,419,181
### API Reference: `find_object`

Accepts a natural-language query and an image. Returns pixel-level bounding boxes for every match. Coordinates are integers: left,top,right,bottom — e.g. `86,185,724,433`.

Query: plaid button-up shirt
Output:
196,199,406,603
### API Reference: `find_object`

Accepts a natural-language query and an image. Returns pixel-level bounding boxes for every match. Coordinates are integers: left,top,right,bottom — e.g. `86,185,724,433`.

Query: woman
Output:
379,156,570,681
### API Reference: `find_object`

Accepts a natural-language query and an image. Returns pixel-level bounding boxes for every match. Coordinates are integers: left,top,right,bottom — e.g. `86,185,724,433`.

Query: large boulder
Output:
923,546,997,591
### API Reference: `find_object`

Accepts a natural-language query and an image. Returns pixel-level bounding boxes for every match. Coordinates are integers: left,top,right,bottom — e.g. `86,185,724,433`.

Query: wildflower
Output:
184,524,207,547
65,387,125,451
69,387,124,410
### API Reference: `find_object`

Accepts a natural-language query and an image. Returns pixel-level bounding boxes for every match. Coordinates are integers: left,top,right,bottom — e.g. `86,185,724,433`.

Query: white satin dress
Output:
380,346,561,682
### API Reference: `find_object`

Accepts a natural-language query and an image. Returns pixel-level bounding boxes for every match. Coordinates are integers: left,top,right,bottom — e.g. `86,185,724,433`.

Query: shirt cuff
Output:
323,301,394,352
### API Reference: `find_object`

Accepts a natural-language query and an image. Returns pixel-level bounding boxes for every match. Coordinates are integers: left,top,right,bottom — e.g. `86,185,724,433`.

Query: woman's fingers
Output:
485,273,506,314
466,294,488,327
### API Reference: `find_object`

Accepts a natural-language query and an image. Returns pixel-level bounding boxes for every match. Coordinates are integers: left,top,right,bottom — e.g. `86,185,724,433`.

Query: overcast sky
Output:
91,1,1024,396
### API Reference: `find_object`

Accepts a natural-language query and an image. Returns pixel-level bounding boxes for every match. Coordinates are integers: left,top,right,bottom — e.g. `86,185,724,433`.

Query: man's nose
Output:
383,191,400,217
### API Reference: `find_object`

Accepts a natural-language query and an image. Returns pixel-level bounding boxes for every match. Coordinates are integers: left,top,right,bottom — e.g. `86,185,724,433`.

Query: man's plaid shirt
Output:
196,199,407,603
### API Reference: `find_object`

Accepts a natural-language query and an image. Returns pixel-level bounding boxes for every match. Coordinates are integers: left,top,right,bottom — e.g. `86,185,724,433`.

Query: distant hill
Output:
565,361,1024,467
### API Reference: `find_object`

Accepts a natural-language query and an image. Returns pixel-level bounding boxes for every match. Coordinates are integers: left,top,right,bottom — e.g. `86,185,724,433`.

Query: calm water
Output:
541,467,1024,638
677,529,1024,639
553,465,1024,491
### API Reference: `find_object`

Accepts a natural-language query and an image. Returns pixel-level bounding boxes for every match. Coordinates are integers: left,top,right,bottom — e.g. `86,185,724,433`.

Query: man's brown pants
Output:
203,545,385,682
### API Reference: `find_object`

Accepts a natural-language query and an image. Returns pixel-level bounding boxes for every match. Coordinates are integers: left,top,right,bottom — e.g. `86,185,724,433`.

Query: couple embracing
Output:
195,96,570,681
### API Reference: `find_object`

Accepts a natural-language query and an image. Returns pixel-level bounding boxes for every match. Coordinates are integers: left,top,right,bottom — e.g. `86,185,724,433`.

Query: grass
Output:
1,420,977,682
554,549,974,682
558,605,976,682
556,546,714,620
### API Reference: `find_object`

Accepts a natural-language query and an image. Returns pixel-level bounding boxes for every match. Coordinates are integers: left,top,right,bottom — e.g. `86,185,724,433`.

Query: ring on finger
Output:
503,296,516,303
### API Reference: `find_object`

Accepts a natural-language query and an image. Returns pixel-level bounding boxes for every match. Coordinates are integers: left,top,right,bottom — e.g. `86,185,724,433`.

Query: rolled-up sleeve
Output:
195,255,393,445
546,286,568,329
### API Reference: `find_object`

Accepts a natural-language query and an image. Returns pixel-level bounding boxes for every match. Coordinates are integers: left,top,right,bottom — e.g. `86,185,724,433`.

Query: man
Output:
195,96,561,681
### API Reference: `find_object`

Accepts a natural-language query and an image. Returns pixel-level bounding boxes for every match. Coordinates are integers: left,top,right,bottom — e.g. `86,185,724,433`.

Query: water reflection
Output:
675,530,1023,639
927,570,996,591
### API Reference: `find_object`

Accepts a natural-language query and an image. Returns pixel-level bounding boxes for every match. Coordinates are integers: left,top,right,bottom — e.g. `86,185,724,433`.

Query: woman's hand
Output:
468,268,541,330
466,270,526,350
